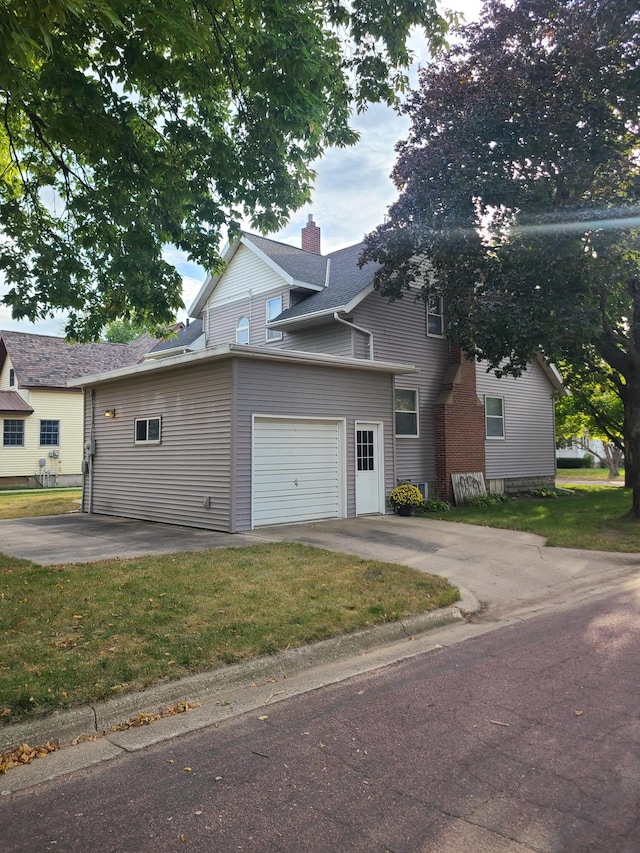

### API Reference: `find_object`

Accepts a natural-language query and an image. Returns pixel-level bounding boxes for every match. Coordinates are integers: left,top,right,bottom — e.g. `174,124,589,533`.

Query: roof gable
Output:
188,233,330,318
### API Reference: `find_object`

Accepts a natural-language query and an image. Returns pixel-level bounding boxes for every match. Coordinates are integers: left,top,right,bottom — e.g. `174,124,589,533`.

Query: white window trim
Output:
265,296,283,342
395,388,419,438
236,316,250,344
134,415,162,445
426,297,444,338
485,395,505,440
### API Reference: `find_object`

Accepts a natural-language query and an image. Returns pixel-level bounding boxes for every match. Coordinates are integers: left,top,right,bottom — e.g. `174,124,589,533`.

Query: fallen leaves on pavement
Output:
0,740,59,774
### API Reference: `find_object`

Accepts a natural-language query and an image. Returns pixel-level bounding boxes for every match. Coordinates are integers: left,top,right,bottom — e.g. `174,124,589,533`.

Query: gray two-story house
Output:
70,216,562,532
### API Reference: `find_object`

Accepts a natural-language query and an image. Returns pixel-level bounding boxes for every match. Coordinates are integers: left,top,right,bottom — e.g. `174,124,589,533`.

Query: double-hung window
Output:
485,396,505,439
40,420,60,446
3,419,24,446
426,297,444,337
395,389,418,437
135,416,162,445
266,296,283,342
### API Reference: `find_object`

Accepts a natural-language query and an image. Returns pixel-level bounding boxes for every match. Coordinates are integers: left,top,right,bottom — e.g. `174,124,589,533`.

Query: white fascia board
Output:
68,343,418,388
534,352,568,396
268,283,374,330
187,239,241,317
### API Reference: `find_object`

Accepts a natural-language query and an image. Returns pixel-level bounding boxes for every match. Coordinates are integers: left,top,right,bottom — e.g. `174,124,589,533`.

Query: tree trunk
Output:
624,389,640,518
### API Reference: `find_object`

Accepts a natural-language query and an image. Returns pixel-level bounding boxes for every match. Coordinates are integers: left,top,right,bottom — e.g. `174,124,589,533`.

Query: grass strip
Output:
0,543,459,725
0,490,82,520
417,486,640,551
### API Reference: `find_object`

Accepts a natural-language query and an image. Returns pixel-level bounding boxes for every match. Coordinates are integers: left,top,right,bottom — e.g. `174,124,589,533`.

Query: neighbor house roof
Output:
0,330,159,390
0,390,34,414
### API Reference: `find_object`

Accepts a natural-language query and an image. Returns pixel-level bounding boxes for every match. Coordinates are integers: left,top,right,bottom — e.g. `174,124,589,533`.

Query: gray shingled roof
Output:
0,330,156,389
149,319,204,353
274,242,378,322
243,233,329,288
0,390,34,413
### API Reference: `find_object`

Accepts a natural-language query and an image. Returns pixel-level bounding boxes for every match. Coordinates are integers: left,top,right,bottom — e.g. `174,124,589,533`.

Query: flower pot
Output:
397,505,412,516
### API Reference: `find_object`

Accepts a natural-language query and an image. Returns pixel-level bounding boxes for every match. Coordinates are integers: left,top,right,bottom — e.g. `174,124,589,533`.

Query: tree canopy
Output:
362,0,640,512
0,0,450,340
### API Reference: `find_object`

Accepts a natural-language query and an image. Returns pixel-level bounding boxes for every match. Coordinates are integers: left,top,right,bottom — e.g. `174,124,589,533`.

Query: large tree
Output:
0,0,450,340
555,361,625,477
362,0,640,514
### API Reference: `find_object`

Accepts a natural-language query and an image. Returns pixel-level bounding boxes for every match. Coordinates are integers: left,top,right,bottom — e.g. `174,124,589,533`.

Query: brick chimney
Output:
301,214,321,254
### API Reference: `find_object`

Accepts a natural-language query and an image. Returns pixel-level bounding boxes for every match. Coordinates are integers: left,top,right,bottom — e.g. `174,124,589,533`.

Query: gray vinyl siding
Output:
233,359,395,531
476,361,557,479
205,285,290,348
352,292,449,486
276,323,354,357
85,360,233,531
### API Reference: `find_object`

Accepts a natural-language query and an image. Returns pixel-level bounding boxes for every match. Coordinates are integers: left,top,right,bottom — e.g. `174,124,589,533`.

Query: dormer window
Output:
236,316,250,344
9,368,15,387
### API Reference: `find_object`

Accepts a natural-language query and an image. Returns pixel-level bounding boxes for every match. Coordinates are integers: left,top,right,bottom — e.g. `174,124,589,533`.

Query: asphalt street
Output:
1,582,638,853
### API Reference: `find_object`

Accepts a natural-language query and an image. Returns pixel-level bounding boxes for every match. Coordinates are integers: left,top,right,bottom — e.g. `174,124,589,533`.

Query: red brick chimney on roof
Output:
301,214,321,254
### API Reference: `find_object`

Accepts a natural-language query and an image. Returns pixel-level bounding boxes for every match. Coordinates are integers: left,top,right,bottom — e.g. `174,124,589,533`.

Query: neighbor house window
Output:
236,316,250,344
395,389,418,436
3,419,24,446
40,419,60,446
266,296,283,342
8,368,15,387
426,297,444,336
485,396,505,439
135,416,162,444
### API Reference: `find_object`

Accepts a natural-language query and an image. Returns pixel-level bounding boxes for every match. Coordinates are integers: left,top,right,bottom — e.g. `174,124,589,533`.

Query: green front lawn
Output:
0,543,459,725
0,490,82,519
418,486,640,551
555,468,624,480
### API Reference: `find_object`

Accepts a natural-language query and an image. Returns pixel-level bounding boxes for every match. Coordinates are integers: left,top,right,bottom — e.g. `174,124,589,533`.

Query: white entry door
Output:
355,422,383,515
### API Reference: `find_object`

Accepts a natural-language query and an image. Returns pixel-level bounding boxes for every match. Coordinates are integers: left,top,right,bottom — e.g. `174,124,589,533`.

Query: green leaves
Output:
0,0,449,340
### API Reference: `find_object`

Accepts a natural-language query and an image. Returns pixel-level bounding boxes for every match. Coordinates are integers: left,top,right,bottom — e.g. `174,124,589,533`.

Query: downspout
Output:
88,388,96,514
333,312,375,360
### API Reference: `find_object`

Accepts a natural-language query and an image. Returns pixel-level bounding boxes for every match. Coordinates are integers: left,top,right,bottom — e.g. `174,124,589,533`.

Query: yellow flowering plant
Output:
388,483,424,508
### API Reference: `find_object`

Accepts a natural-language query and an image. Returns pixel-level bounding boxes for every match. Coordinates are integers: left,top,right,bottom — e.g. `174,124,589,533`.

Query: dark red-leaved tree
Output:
362,0,640,515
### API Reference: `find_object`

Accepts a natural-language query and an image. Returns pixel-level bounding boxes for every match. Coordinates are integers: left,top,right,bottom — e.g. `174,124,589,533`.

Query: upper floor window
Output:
236,316,250,344
485,396,505,439
266,296,283,342
8,368,15,387
135,416,162,445
40,419,60,446
3,419,24,446
395,389,419,437
426,297,444,337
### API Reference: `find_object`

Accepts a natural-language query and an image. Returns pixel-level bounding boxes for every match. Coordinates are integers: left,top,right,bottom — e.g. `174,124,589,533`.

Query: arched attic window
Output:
236,316,250,344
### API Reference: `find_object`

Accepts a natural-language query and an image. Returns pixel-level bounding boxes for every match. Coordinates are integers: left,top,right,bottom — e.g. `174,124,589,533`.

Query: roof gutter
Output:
333,312,374,360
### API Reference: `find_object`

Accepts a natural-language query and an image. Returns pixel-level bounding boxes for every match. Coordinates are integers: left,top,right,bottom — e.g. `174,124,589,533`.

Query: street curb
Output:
0,602,472,755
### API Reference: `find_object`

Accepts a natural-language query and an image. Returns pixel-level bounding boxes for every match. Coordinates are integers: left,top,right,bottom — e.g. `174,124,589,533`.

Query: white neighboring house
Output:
0,330,161,486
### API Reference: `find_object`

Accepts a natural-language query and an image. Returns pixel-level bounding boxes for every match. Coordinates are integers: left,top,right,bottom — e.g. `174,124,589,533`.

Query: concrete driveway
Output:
1,511,638,616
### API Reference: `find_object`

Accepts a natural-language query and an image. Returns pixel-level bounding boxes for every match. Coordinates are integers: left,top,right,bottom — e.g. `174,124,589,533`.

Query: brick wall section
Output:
301,215,321,254
434,344,487,502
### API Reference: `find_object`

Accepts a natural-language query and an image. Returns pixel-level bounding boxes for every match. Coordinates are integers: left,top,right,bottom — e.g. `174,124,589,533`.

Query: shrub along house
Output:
70,216,563,532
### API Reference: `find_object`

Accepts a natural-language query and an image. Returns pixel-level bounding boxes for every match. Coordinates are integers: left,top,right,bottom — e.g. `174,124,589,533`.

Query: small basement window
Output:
135,416,162,445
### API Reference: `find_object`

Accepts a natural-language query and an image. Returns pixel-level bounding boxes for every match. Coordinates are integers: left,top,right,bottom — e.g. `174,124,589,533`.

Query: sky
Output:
0,0,482,338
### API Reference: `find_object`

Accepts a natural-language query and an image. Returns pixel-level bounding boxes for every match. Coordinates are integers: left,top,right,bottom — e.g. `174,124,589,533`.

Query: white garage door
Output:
252,417,344,527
